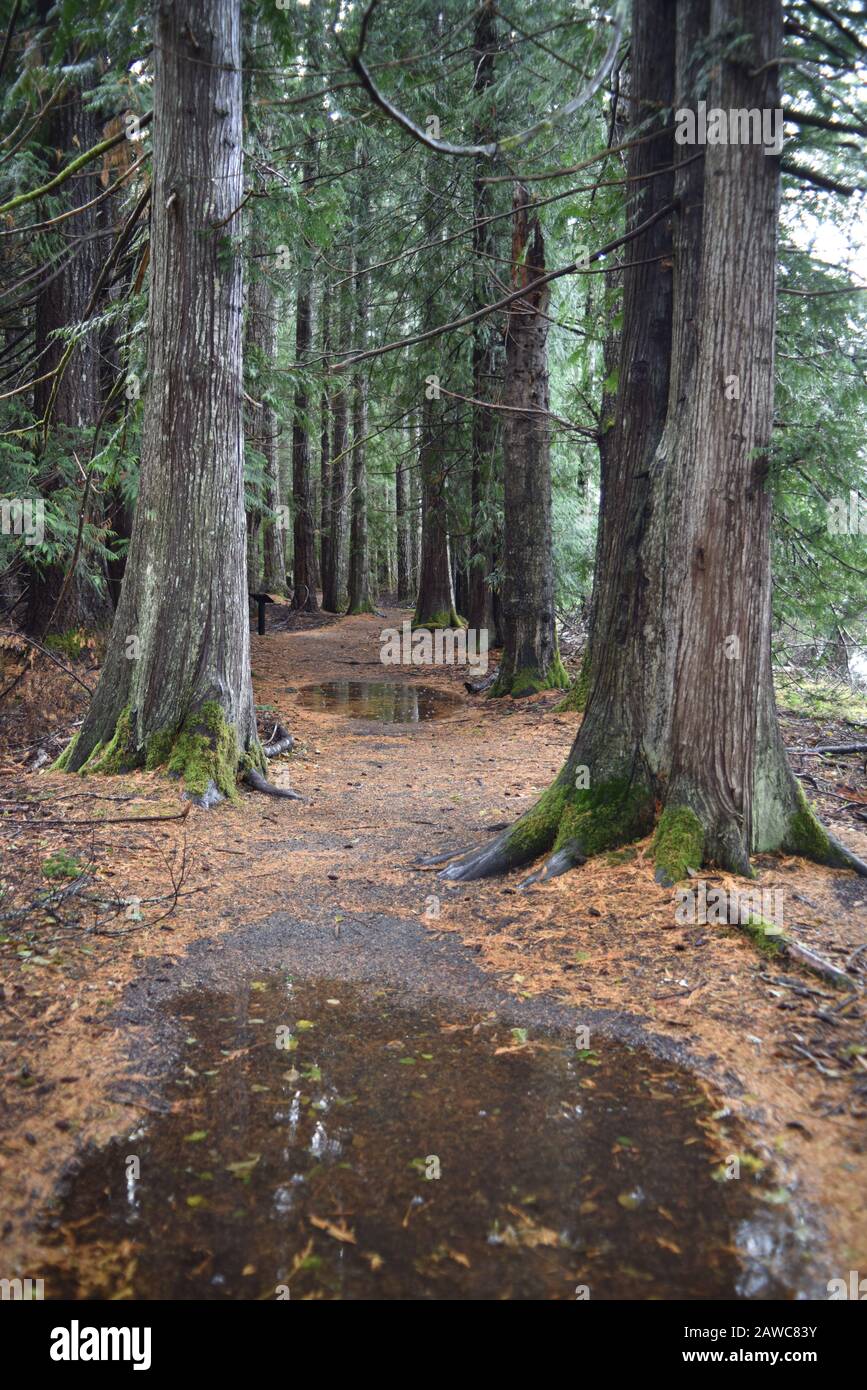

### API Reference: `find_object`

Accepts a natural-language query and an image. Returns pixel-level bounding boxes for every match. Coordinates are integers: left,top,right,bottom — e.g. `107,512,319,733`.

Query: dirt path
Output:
1,606,866,1288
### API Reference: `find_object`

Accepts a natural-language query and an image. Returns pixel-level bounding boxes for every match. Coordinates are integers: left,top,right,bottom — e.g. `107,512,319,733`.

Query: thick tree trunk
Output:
438,0,863,885
27,78,113,635
58,0,263,805
490,187,567,697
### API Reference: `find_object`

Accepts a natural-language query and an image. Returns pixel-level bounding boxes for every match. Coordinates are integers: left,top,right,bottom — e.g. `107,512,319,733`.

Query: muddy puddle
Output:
42,976,803,1300
295,680,462,722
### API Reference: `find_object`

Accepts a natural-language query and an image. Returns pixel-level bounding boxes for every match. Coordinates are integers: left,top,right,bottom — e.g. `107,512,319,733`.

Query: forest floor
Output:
1,605,866,1293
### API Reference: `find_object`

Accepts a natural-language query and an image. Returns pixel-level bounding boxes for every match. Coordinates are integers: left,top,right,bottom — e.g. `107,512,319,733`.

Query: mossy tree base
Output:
431,758,867,889
436,768,655,884
411,609,466,631
489,653,569,699
555,653,591,713
55,700,268,806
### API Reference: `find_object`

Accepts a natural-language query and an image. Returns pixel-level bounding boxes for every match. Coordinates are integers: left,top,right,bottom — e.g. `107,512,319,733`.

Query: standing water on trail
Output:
42,976,802,1300
295,680,462,722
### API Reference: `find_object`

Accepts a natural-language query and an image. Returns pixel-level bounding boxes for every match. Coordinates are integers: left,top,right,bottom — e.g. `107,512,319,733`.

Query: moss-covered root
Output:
784,782,867,876
437,773,654,886
437,777,570,882
489,651,570,699
652,805,705,887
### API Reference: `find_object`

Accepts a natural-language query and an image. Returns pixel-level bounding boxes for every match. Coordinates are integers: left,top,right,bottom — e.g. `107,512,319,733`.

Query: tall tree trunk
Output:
322,281,350,612
291,156,318,611
246,231,285,594
58,0,263,804
467,0,499,636
26,77,113,635
490,187,567,697
395,453,412,604
439,0,863,885
290,268,318,610
258,295,286,594
410,419,421,592
413,395,460,629
318,288,331,601
413,192,460,629
346,142,373,615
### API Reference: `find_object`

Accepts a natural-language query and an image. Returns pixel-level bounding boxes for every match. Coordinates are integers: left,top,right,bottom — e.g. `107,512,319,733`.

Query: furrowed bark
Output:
346,138,374,615
56,0,263,806
27,72,113,636
489,186,567,697
291,221,318,611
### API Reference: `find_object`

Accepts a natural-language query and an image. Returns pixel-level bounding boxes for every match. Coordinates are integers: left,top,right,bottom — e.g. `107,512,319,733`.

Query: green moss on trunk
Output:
55,700,260,802
80,706,139,774
164,702,240,799
505,779,569,858
411,609,466,631
554,776,654,856
505,774,653,865
556,653,590,713
653,805,705,886
783,781,849,867
490,652,570,699
52,734,80,771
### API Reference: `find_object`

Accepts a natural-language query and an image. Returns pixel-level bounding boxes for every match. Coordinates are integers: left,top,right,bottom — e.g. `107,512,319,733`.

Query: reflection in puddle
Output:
42,977,804,1300
295,680,462,722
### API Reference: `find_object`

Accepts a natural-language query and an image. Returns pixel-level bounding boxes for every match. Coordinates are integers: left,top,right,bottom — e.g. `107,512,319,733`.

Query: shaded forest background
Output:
0,0,865,702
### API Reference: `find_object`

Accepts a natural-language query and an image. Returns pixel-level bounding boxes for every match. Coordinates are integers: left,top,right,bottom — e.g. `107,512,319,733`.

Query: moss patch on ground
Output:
776,674,867,724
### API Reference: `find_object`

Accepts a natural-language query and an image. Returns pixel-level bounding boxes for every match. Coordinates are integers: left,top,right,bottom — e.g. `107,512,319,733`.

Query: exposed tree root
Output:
826,832,867,878
437,826,531,881
517,842,586,888
262,723,294,758
243,767,303,800
431,766,867,891
737,915,858,992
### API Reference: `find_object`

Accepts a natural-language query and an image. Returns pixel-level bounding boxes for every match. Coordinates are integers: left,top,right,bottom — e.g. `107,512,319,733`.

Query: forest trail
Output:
2,606,867,1293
